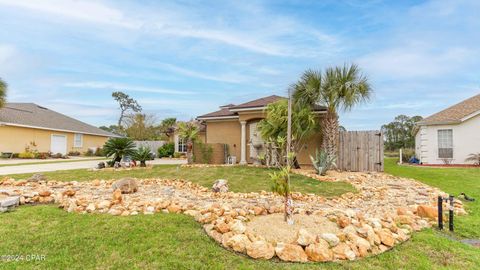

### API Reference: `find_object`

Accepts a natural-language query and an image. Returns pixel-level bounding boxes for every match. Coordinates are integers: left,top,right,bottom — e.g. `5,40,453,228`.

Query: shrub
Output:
34,152,50,159
401,148,415,163
102,138,136,163
133,146,152,167
51,153,67,159
94,147,104,157
465,153,480,165
173,152,182,158
310,149,336,176
84,149,94,157
18,152,35,159
68,151,81,156
195,142,213,164
158,143,175,158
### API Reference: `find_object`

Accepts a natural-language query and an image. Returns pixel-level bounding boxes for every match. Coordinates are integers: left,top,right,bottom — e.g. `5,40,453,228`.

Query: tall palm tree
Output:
0,78,7,108
177,121,199,164
293,64,372,160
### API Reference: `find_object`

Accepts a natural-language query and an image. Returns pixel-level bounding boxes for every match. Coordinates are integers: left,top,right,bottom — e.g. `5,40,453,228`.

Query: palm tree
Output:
293,64,372,161
103,137,137,163
465,153,480,165
0,78,7,108
177,121,199,164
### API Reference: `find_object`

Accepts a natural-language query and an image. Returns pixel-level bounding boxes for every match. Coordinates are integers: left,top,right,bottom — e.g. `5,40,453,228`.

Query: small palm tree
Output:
293,64,372,161
465,153,480,165
0,78,7,108
177,122,199,164
103,137,136,163
133,146,152,167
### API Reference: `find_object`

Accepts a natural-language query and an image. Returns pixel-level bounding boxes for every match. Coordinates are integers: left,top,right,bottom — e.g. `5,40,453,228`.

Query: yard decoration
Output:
465,152,480,165
293,64,372,163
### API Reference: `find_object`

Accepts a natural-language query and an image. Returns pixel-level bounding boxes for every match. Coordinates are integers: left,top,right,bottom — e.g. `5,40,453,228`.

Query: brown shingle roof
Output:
419,93,480,125
0,103,118,137
197,95,327,120
229,95,284,110
197,107,238,119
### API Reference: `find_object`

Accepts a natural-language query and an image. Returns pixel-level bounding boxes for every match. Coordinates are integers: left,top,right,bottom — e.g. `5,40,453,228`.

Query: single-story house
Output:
414,93,480,165
0,103,118,155
195,95,326,165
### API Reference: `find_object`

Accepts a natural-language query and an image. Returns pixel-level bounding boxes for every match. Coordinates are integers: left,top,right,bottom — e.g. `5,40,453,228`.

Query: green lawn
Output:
0,161,479,269
7,165,355,197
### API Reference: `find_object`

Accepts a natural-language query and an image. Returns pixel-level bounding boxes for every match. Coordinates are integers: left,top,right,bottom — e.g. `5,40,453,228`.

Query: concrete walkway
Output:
0,158,186,176
0,156,103,165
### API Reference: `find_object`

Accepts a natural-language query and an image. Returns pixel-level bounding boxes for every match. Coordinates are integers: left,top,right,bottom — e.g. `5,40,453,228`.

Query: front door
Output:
51,134,67,155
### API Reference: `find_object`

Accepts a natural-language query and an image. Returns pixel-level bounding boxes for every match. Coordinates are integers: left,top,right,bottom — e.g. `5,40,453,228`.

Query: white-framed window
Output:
437,129,453,158
178,137,187,153
74,133,83,148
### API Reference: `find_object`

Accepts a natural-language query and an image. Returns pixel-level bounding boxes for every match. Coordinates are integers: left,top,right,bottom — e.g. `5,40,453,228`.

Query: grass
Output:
0,206,478,270
0,157,104,167
0,160,479,269
7,165,355,197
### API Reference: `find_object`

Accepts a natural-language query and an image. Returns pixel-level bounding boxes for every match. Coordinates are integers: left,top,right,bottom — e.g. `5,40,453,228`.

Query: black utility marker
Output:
438,196,443,230
449,195,454,232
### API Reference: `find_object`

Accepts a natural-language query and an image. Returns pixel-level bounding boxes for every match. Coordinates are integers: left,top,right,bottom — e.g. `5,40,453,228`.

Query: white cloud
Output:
0,0,140,28
64,81,195,95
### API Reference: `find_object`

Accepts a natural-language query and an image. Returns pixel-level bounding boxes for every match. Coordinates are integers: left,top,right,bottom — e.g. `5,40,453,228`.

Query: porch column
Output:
240,120,247,164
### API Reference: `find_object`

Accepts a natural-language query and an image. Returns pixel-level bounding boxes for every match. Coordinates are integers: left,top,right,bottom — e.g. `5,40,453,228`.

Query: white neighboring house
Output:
414,93,480,165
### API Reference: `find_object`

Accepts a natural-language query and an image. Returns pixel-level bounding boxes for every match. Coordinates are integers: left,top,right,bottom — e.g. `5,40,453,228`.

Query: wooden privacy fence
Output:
337,130,384,172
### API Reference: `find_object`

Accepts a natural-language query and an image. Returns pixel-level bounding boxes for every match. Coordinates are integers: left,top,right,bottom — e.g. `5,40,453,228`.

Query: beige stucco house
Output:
414,93,480,165
196,95,326,166
0,103,118,155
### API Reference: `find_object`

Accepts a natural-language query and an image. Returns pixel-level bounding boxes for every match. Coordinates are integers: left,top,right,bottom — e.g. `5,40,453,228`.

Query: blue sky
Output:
0,0,479,130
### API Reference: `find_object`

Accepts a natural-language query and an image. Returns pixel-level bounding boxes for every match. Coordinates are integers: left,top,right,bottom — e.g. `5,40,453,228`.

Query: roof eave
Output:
0,122,120,137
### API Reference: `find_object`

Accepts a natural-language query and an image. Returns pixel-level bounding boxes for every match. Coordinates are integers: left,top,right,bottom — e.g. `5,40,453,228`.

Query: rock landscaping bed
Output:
0,170,467,263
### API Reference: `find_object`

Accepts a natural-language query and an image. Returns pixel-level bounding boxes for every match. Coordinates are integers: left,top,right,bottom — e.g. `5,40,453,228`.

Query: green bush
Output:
173,152,182,158
133,146,152,167
401,148,415,163
158,143,175,158
68,151,81,156
18,152,35,159
94,147,104,156
34,152,50,159
84,149,94,156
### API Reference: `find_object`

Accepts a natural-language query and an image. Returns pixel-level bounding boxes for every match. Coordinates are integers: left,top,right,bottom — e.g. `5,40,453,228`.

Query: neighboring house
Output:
196,95,326,165
0,103,118,155
414,93,480,165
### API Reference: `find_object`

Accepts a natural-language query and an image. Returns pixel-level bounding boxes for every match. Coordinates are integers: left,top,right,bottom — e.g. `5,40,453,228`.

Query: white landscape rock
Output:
320,233,340,247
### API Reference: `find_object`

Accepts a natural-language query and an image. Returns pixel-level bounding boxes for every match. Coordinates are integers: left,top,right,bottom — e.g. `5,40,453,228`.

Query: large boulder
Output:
320,233,340,247
226,234,250,253
212,179,229,193
246,240,275,259
416,205,437,220
274,243,308,262
305,239,333,262
297,228,316,246
0,196,20,213
111,178,138,194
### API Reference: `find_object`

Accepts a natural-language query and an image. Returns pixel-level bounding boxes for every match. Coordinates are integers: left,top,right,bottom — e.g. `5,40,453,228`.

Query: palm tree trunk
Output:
284,193,294,225
187,140,193,164
322,110,339,161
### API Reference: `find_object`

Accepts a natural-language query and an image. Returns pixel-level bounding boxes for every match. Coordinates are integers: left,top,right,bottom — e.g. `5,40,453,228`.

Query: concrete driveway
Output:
0,158,186,176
